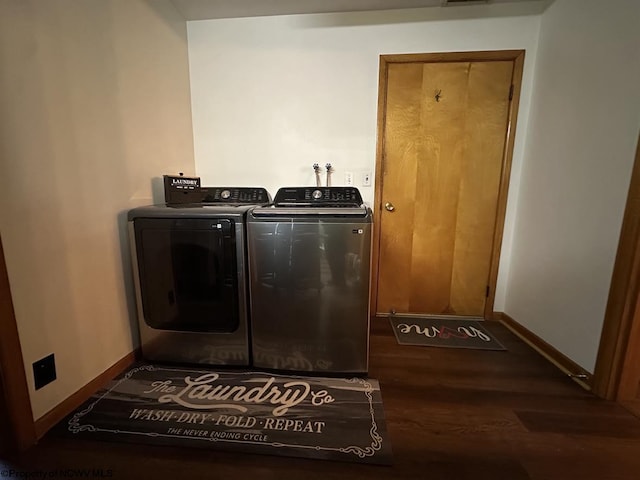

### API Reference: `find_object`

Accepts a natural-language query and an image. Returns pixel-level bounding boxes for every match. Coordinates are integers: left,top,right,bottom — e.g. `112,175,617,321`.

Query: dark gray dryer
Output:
128,187,270,366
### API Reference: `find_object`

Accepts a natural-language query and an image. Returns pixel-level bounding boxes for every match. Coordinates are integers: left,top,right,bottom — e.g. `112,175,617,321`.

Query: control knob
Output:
312,189,323,200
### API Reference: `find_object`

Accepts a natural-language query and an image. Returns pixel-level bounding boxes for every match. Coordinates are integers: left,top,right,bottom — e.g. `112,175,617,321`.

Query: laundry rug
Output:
390,316,506,351
56,364,393,465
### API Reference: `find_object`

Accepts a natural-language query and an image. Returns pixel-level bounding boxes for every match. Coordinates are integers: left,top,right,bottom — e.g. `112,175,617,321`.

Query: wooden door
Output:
373,51,524,317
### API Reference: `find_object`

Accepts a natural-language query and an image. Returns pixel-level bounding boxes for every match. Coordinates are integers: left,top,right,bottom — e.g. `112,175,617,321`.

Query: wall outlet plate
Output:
363,172,372,186
33,353,56,390
345,172,354,186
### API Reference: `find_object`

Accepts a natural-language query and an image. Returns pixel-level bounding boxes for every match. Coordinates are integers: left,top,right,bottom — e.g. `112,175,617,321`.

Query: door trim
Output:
371,50,525,318
0,235,36,451
593,132,640,404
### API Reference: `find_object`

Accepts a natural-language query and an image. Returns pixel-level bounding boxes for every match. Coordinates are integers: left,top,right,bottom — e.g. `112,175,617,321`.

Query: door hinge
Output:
509,84,514,100
486,285,490,298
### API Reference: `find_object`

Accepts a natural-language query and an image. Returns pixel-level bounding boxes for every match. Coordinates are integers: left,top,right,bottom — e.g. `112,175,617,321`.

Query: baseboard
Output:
34,349,139,439
494,312,593,391
619,399,640,419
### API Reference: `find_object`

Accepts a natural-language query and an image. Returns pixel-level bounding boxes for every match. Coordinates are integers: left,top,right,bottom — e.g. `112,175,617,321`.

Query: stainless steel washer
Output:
247,187,372,374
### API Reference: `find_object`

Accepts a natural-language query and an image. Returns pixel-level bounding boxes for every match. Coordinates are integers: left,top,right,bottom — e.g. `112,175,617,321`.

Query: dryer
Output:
128,187,270,366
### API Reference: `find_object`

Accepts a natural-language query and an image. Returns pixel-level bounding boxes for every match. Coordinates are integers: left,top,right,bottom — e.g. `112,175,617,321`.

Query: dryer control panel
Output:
200,187,271,205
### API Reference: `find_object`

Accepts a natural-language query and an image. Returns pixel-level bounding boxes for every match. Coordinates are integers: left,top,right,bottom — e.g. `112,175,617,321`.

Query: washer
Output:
128,187,270,366
247,187,372,374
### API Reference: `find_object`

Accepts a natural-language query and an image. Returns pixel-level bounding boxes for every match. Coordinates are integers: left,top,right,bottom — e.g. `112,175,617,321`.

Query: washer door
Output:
133,217,239,333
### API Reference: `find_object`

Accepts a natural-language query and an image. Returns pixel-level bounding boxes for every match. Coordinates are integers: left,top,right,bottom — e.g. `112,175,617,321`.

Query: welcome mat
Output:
389,317,506,351
57,364,392,465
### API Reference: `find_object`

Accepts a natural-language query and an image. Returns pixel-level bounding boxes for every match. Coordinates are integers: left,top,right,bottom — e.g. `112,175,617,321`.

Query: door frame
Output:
371,50,525,318
593,132,640,409
0,235,36,452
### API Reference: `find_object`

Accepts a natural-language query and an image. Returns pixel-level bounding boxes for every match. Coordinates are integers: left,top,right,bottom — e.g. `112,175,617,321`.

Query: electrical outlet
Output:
345,172,354,186
363,172,372,186
33,353,56,390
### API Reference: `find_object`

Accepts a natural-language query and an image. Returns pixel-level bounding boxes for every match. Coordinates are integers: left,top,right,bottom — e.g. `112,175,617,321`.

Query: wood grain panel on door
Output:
409,62,469,314
376,57,514,317
450,61,513,314
376,63,422,313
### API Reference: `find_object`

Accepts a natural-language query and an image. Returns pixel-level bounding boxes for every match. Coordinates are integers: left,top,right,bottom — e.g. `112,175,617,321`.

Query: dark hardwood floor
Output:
2,319,640,479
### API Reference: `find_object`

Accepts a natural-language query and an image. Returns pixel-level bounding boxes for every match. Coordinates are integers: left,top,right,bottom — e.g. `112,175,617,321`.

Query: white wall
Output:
0,0,195,419
188,6,543,311
506,0,640,372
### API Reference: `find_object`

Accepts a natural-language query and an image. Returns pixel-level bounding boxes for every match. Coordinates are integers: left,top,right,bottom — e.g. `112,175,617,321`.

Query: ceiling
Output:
170,0,551,21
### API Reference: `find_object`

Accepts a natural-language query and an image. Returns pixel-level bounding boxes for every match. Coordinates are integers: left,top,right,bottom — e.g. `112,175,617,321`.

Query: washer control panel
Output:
274,187,363,207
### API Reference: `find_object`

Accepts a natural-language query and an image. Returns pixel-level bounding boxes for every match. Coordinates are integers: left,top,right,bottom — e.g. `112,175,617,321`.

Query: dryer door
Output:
133,217,239,333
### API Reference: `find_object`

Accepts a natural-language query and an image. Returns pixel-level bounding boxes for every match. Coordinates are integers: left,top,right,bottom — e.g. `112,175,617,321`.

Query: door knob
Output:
385,202,395,212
